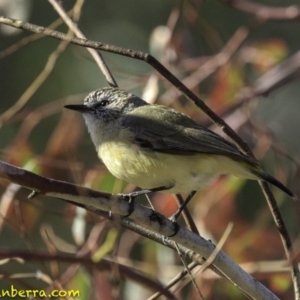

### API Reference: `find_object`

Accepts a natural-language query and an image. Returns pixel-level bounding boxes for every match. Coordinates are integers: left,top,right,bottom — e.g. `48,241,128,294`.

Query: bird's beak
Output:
64,104,91,113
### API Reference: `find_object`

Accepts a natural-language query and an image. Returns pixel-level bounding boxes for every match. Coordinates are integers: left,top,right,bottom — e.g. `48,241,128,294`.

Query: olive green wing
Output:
121,104,258,165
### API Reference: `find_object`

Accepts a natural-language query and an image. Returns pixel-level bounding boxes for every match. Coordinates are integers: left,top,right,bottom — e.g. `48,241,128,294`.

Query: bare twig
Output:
175,193,199,234
0,10,73,58
0,33,70,126
148,262,199,300
220,0,300,21
48,0,117,87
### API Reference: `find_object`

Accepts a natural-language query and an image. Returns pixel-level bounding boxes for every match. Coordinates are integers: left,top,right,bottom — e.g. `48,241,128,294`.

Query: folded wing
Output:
121,104,258,166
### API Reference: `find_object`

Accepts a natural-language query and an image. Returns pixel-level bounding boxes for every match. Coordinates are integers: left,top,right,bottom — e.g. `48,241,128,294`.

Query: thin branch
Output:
175,193,199,234
0,33,70,126
0,10,73,58
148,262,199,300
48,0,117,87
252,50,300,96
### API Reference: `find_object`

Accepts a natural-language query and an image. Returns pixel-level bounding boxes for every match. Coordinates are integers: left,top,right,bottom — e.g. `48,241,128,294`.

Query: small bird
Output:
65,87,298,201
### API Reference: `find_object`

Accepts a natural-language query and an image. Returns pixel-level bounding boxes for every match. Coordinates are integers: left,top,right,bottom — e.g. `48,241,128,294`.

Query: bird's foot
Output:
118,193,135,217
118,185,173,218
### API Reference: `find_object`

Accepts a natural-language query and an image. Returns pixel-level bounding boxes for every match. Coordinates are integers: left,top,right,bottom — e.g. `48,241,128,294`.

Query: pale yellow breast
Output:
97,139,257,194
98,140,169,189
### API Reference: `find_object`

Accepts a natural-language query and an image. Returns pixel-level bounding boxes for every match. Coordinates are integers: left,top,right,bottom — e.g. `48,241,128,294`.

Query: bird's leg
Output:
119,185,172,217
119,185,171,199
169,191,197,222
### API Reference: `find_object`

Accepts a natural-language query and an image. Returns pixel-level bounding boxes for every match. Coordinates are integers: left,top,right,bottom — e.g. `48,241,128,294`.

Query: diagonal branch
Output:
48,0,117,87
0,160,279,300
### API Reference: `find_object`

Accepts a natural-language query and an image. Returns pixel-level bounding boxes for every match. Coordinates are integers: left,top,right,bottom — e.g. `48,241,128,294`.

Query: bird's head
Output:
64,87,147,145
65,87,147,121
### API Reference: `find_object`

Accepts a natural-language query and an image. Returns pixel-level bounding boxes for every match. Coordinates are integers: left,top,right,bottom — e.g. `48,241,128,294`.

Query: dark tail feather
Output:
258,172,299,201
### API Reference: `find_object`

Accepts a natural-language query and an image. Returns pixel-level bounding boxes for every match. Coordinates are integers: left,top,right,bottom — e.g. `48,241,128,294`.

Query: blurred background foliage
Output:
1,0,300,299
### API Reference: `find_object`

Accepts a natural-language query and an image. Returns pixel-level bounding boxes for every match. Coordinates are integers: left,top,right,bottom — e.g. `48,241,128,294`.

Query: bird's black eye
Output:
95,100,109,108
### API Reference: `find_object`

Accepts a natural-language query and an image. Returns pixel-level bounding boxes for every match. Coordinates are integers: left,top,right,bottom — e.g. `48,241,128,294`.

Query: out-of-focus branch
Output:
220,0,300,21
252,50,300,96
0,37,69,126
200,50,300,127
0,249,177,300
0,10,72,58
161,26,250,105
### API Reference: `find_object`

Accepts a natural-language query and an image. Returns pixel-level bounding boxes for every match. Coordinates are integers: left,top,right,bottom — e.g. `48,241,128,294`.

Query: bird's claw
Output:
118,193,135,217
